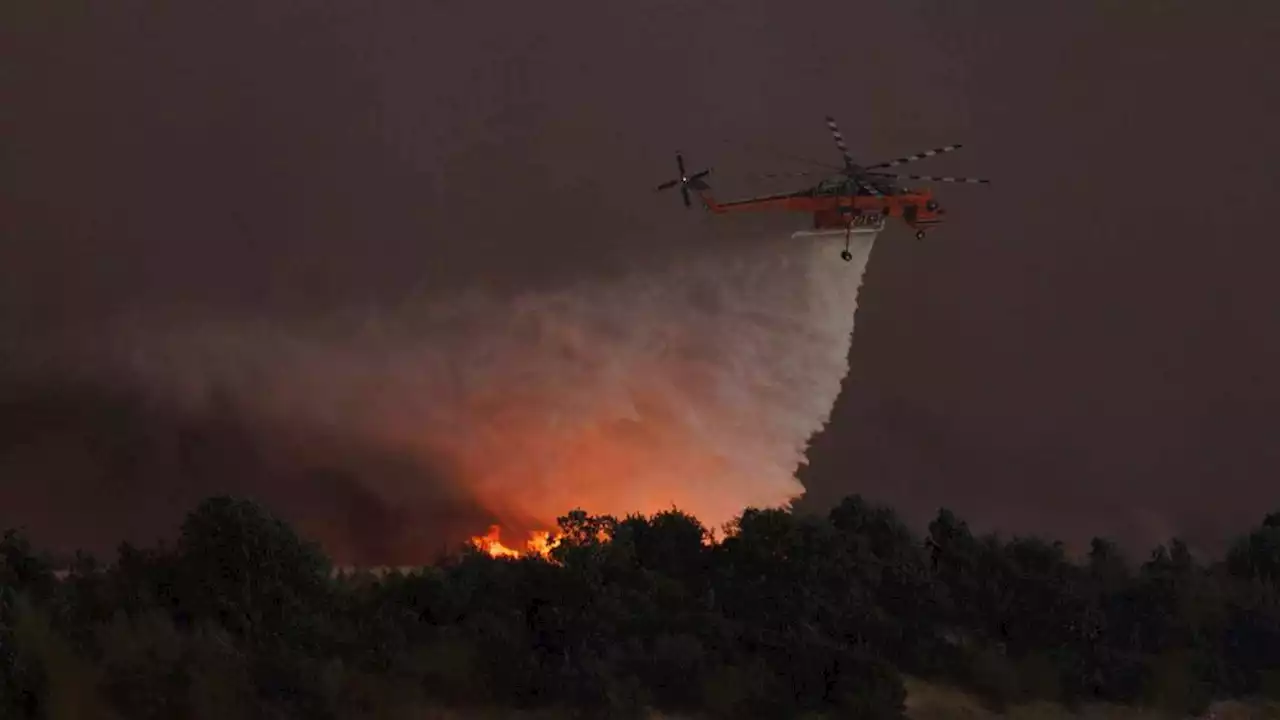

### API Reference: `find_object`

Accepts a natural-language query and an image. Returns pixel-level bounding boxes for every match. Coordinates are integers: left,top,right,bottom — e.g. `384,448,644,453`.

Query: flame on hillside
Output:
470,525,560,559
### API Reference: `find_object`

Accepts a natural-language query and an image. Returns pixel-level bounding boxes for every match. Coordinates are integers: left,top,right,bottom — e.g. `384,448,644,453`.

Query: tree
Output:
1226,512,1280,585
11,491,1280,718
171,496,337,713
173,496,331,639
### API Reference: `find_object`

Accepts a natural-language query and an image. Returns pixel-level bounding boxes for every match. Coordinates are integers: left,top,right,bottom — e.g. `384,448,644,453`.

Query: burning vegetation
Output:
469,525,560,559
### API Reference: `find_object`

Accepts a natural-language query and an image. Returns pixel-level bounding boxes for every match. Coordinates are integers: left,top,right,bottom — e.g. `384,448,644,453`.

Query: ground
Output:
901,678,1280,720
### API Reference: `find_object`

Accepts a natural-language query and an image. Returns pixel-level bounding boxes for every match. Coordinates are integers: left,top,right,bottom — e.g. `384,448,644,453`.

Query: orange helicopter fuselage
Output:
698,188,945,233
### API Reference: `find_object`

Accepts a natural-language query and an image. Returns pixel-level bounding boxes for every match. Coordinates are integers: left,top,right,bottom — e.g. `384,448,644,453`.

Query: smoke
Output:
0,227,877,563
84,230,877,543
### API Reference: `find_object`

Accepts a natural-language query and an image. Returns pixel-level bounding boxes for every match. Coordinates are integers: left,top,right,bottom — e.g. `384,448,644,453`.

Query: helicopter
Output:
655,115,990,261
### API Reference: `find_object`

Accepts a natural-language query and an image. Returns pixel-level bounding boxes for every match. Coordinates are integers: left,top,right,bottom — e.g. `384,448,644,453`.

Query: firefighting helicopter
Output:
654,115,990,261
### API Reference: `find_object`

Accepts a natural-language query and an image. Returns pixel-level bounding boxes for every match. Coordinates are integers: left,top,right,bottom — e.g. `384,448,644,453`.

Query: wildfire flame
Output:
470,525,559,559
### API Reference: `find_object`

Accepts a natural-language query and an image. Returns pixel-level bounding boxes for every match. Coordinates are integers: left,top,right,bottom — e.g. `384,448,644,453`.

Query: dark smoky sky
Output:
3,0,1279,560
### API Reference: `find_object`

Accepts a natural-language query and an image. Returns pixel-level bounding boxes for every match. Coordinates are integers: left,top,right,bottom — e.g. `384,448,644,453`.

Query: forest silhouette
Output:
3,494,1280,718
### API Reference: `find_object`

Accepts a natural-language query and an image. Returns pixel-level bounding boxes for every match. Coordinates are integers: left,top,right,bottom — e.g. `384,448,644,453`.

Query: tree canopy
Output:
3,494,1280,718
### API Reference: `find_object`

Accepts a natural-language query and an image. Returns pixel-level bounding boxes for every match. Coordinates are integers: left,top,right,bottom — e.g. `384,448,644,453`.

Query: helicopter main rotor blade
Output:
823,115,885,197
724,138,843,173
856,178,884,197
865,144,964,170
824,116,857,171
866,172,990,185
747,170,822,180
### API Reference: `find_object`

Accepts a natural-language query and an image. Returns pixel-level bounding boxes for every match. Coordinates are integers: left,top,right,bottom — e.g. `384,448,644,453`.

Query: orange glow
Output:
470,525,560,559
442,376,794,552
410,237,864,558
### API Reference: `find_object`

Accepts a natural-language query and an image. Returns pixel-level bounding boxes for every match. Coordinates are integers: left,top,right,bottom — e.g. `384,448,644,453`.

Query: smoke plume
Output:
2,230,877,562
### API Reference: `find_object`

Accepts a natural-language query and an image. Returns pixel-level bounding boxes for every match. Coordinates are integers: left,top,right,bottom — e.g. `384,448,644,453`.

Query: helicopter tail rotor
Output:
655,152,711,208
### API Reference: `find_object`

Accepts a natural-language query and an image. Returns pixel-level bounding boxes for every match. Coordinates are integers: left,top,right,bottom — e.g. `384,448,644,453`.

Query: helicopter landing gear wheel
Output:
840,223,854,262
915,230,927,241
